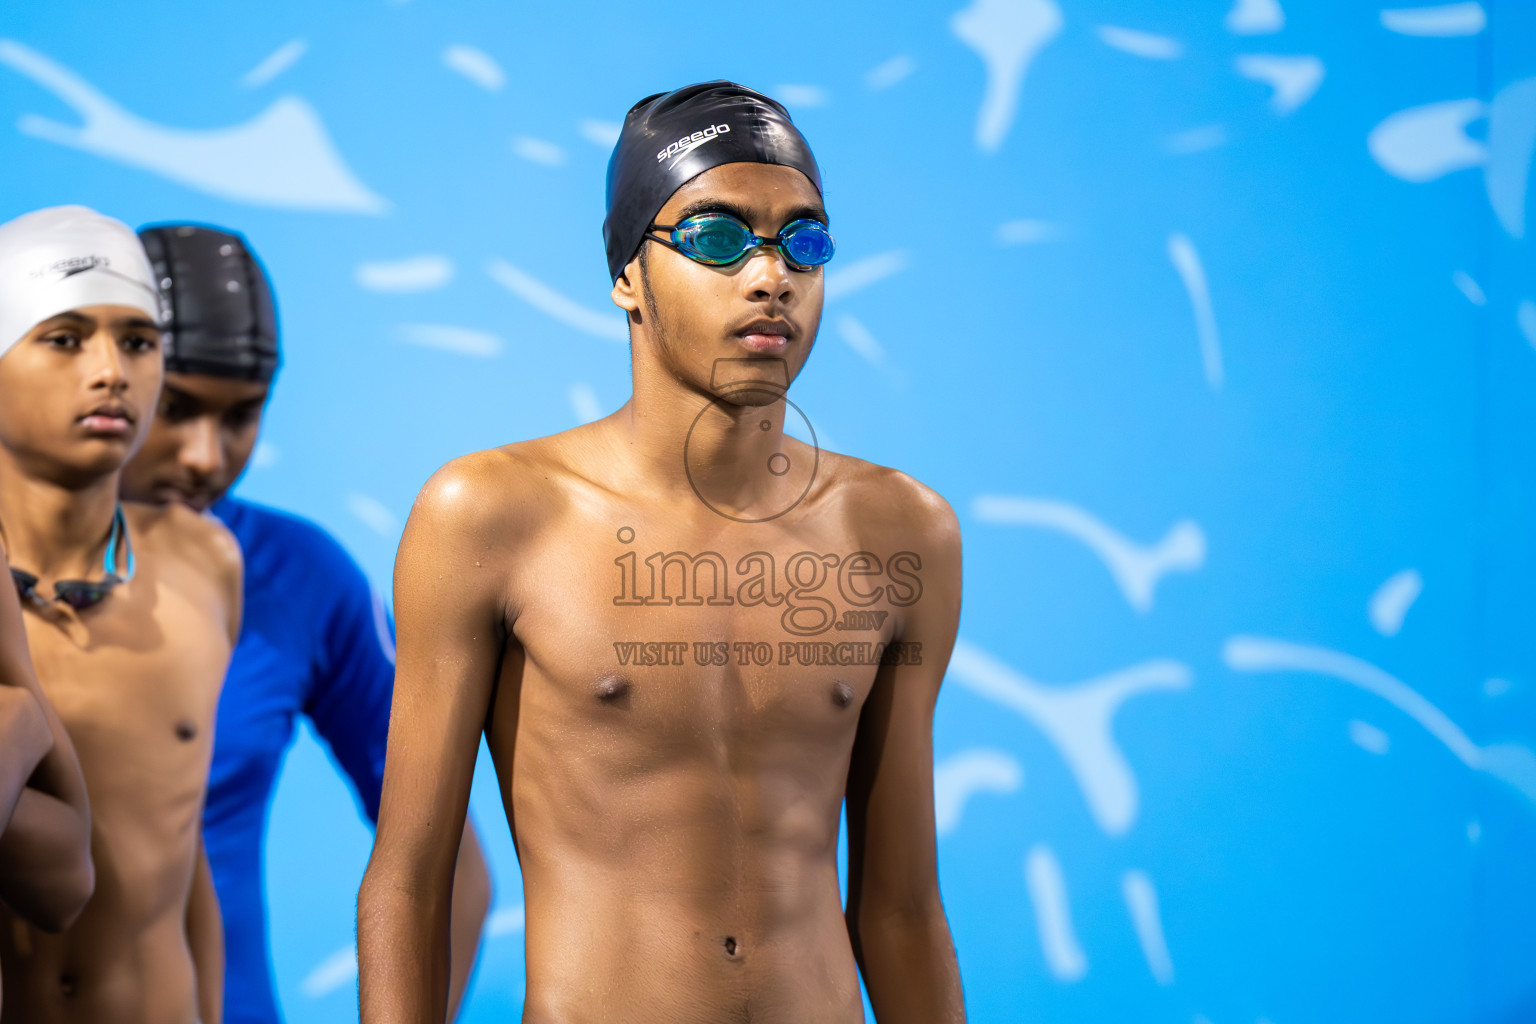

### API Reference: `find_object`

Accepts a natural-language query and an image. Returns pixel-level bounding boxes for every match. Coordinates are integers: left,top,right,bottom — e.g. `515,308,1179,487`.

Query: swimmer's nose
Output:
84,330,129,396
740,246,795,307
179,417,225,479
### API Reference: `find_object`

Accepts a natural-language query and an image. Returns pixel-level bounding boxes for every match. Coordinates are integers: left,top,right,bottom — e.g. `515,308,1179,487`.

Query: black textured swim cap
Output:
603,81,823,282
137,224,280,381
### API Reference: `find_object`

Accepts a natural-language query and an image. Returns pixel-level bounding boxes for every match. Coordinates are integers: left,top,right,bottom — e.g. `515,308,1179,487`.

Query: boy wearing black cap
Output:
120,223,490,1024
359,82,966,1023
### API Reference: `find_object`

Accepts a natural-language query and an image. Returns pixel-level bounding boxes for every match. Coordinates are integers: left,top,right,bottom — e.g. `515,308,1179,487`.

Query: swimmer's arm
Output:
0,688,51,830
447,824,491,1019
0,547,94,931
359,456,512,1023
845,489,966,1024
308,553,491,1022
187,834,223,1024
0,549,54,826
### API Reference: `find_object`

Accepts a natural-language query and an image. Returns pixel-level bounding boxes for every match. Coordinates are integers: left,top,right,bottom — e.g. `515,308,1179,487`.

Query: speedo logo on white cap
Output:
32,254,112,281
657,123,731,165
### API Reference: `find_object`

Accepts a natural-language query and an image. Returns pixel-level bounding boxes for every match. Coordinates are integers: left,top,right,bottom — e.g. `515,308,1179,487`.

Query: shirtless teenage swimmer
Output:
0,207,241,1024
121,222,489,1024
359,82,966,1023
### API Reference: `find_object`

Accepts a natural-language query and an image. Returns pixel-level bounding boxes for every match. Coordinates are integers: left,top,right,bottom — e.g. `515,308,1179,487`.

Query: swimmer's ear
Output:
610,260,643,320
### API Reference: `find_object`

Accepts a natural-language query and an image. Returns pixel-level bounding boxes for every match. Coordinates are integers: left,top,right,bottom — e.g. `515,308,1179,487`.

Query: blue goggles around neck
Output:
9,505,135,612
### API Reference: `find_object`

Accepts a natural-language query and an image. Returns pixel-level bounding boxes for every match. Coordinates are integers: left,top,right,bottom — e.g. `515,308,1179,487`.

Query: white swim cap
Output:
0,205,163,359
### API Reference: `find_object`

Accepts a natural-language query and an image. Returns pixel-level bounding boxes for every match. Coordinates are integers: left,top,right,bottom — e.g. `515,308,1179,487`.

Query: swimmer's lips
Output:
77,402,135,438
734,318,795,356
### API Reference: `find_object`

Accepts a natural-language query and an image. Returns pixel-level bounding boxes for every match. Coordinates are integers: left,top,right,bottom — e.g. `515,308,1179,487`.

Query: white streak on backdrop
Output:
1369,77,1536,239
356,255,454,293
300,945,356,998
1223,637,1536,807
934,750,1024,836
0,40,387,213
1380,3,1487,36
486,260,629,343
948,640,1193,836
1368,568,1423,636
1451,270,1487,305
442,45,505,91
346,495,401,539
1519,299,1536,349
1370,98,1490,181
865,55,915,91
1235,55,1325,115
568,383,603,424
511,136,566,167
1096,26,1183,61
486,905,525,937
995,218,1060,244
1025,845,1088,981
1163,125,1228,155
578,119,621,147
1167,233,1224,390
951,0,1063,152
1486,77,1536,239
974,496,1206,612
774,84,828,108
1122,870,1175,985
834,314,887,366
396,324,503,358
1226,0,1285,34
823,250,909,302
241,39,308,88
1350,720,1392,754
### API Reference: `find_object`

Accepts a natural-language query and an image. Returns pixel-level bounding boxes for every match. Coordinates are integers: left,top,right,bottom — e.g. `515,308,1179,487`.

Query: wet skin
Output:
119,369,493,1018
358,163,966,1023
0,307,240,1024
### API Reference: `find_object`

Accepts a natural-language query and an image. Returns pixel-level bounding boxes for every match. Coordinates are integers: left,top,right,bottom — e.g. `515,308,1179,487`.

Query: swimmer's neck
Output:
0,449,122,579
610,347,794,498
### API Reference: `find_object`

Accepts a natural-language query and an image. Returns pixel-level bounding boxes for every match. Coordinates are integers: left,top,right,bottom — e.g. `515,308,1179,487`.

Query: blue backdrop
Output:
3,1,1534,1021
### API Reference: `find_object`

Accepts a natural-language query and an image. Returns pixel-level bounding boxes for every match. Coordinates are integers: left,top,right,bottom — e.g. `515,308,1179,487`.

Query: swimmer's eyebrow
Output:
38,311,95,329
782,203,829,226
673,198,830,228
673,198,756,224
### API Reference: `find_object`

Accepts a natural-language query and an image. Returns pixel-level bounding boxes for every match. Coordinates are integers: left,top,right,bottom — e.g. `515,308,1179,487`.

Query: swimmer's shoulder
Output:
814,450,961,551
410,438,573,549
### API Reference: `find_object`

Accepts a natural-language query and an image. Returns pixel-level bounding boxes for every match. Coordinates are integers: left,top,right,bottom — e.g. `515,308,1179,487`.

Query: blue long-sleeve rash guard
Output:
206,496,395,1024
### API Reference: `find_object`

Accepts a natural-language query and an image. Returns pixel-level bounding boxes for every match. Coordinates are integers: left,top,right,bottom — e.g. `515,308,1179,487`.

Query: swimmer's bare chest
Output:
483,497,918,1022
1,552,227,1022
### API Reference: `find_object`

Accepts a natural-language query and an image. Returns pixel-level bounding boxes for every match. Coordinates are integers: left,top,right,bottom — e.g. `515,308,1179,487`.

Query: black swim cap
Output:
137,224,280,381
603,81,823,282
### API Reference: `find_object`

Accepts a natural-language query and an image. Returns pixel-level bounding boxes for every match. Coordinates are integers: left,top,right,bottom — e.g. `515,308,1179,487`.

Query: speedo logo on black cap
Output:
657,123,731,164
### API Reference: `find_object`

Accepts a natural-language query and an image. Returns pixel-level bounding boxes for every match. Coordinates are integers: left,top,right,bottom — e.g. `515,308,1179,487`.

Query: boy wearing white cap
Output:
0,206,240,1024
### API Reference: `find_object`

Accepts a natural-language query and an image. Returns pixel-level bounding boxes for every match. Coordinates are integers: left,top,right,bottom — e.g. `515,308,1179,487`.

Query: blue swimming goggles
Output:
646,213,836,271
9,505,135,611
